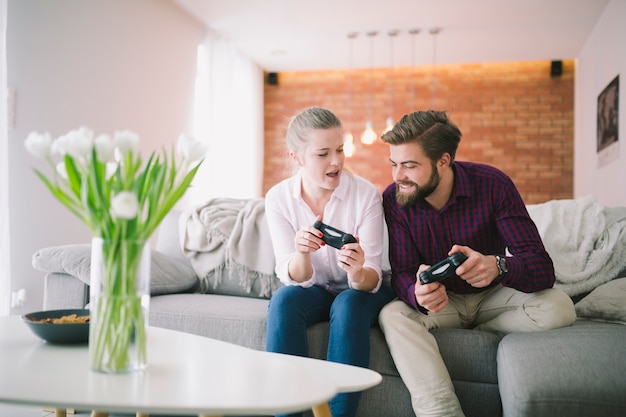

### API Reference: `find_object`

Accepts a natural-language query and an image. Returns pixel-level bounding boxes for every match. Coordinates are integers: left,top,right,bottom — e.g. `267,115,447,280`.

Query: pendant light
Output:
344,32,358,157
384,30,399,134
409,29,420,110
429,27,441,105
361,31,377,145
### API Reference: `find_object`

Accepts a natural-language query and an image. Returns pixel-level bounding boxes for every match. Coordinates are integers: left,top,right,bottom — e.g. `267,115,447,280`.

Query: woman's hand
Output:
338,240,366,284
288,222,324,283
294,225,325,253
339,238,381,292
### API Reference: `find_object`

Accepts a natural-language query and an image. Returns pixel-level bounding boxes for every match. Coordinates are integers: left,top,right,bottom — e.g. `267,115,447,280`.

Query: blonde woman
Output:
265,107,394,417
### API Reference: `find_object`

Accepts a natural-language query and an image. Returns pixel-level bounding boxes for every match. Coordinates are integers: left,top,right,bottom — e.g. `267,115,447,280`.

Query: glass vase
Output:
89,237,150,373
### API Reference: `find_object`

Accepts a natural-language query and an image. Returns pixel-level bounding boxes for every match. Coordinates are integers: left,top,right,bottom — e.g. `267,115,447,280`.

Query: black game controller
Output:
313,221,357,250
419,253,468,284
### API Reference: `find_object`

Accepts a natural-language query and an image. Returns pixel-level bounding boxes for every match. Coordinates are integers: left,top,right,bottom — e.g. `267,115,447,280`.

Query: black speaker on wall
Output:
267,72,279,85
551,60,563,77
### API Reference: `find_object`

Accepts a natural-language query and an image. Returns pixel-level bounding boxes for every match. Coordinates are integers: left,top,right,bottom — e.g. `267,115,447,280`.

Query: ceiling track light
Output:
408,28,420,110
344,32,358,157
429,27,442,105
361,31,378,145
384,30,400,134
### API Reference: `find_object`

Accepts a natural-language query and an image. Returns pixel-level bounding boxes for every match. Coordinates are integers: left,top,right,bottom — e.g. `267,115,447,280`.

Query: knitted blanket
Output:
179,197,277,297
526,195,626,297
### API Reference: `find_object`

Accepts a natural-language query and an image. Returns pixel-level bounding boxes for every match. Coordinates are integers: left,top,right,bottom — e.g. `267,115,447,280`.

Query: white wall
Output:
1,0,10,315
575,0,626,206
6,0,204,315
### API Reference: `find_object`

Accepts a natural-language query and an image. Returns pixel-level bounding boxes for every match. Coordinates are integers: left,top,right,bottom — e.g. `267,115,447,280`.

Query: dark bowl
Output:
22,308,90,344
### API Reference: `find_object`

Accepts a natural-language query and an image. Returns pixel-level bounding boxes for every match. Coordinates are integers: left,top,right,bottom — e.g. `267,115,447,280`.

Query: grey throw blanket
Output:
526,195,626,297
179,197,277,297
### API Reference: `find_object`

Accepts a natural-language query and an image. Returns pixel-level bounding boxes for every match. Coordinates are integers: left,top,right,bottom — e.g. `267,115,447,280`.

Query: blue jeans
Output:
266,284,395,417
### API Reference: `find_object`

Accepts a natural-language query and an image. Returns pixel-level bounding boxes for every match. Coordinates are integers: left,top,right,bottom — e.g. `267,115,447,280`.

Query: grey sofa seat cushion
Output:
497,320,626,417
294,319,501,384
149,293,270,350
433,328,502,384
308,323,502,417
429,328,503,417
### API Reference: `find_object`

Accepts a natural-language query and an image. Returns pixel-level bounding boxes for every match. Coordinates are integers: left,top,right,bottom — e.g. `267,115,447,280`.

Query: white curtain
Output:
0,0,10,315
184,29,264,207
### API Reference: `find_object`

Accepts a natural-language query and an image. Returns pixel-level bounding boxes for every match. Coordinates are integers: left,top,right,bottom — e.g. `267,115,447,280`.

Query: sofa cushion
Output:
433,328,502,384
32,244,199,296
149,293,270,350
199,266,284,299
575,277,626,324
498,321,626,417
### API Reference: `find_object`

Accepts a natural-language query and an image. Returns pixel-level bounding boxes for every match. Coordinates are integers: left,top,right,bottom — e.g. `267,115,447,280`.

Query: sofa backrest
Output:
155,209,189,266
157,204,393,297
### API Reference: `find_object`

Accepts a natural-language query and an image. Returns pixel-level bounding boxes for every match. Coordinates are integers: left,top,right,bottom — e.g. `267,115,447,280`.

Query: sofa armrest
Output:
33,243,200,298
43,272,89,310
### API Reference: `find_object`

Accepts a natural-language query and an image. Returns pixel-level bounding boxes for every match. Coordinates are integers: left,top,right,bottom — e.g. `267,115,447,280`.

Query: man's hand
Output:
415,264,449,313
451,245,501,288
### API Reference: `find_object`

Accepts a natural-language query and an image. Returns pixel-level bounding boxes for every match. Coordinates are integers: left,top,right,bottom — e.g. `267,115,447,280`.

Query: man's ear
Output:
438,153,451,169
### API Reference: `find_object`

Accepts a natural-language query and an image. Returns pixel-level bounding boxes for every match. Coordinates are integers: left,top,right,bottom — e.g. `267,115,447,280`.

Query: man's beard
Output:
395,166,440,207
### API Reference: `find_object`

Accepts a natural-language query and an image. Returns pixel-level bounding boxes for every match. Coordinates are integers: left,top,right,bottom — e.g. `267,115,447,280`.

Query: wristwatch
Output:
495,255,508,277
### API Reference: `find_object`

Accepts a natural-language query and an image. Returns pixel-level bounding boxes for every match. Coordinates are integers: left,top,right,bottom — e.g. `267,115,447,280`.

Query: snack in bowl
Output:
22,308,90,344
36,313,90,324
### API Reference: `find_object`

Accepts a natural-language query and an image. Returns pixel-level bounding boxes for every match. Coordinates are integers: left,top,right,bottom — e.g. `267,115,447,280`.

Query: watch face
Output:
498,257,508,273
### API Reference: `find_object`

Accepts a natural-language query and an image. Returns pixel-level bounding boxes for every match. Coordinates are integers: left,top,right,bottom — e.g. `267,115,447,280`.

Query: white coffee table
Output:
0,316,381,417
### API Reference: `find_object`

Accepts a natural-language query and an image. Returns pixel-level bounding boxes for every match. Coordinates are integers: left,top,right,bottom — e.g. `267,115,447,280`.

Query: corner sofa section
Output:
35,199,626,417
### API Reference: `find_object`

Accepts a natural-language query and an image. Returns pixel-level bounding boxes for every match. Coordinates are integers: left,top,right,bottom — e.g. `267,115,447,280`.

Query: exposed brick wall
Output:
263,60,574,205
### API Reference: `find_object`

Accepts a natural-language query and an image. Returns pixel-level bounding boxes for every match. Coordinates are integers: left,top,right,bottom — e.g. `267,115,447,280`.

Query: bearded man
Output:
378,110,576,416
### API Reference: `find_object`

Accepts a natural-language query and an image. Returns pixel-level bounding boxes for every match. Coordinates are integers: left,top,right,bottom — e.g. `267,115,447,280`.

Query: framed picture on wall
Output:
597,75,619,167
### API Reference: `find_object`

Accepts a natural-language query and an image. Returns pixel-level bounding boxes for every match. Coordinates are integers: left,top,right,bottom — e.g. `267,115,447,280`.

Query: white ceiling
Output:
174,0,609,72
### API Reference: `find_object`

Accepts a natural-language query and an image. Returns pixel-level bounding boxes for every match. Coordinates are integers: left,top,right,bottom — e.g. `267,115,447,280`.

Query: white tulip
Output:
176,134,207,163
24,132,53,160
105,162,118,180
114,130,140,157
56,162,68,179
110,191,139,220
61,127,95,160
94,134,115,163
51,135,67,156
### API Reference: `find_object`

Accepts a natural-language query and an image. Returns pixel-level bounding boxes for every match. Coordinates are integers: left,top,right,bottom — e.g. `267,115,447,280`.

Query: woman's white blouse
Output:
265,170,384,294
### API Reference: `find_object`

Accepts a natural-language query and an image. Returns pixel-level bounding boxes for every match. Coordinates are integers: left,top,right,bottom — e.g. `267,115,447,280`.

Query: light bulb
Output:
343,132,355,157
384,117,394,134
361,121,377,145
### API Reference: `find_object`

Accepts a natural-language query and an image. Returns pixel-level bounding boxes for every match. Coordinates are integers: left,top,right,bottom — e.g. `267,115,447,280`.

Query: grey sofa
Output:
33,198,626,417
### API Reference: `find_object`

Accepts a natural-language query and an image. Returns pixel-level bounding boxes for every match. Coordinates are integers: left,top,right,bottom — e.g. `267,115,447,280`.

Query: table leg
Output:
90,412,109,417
136,414,150,417
54,410,66,417
311,402,331,417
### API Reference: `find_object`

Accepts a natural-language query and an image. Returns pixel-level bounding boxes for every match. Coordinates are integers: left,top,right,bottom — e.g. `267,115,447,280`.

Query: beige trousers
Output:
378,285,576,417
